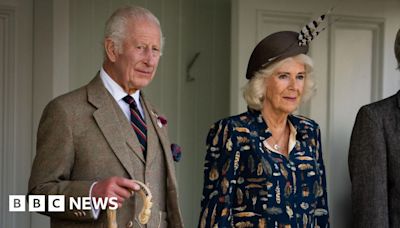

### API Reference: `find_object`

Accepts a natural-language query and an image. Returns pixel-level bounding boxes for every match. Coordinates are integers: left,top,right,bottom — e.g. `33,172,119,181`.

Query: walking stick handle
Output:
107,180,153,228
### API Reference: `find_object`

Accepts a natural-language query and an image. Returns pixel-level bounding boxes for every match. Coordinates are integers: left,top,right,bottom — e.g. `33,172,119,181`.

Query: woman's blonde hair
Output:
243,54,315,111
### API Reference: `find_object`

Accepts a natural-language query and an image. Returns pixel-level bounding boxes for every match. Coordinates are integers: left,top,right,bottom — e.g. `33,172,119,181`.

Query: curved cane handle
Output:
133,180,153,224
107,180,153,228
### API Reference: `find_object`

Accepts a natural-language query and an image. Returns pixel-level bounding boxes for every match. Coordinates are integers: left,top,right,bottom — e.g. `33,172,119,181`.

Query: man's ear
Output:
104,38,118,62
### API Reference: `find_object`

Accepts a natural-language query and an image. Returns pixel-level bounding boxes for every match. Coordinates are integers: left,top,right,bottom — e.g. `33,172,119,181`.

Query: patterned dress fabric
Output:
199,109,330,228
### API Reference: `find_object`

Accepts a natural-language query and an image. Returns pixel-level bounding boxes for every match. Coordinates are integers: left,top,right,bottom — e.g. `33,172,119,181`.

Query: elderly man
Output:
28,5,183,228
349,28,400,228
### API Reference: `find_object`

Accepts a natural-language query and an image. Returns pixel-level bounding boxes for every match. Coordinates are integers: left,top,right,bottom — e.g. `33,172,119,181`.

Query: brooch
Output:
151,110,168,128
171,143,182,162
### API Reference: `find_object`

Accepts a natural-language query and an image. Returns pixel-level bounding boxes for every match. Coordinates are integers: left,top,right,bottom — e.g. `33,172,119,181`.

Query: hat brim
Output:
245,31,309,79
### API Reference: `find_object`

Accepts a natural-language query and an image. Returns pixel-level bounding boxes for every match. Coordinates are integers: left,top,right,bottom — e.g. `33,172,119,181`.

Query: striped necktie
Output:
122,95,147,155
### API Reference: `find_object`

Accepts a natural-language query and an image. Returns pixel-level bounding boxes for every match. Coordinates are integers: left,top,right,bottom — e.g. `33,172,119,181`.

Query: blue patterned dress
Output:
199,109,329,228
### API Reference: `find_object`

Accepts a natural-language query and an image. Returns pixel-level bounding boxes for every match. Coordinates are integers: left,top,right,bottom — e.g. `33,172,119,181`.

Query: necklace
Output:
270,135,282,151
261,111,289,153
273,143,281,151
269,123,288,152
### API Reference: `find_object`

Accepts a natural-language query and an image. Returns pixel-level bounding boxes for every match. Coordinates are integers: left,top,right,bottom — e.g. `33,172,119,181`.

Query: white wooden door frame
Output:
0,0,33,227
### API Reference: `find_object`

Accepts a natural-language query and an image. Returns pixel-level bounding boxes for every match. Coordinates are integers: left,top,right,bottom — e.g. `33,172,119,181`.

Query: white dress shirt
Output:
99,67,145,119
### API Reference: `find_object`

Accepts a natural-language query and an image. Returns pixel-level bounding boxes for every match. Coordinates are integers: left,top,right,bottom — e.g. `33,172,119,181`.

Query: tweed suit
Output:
349,90,400,228
28,75,183,228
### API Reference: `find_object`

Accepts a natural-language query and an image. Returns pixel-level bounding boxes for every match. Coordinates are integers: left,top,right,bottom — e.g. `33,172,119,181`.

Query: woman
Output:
199,30,330,227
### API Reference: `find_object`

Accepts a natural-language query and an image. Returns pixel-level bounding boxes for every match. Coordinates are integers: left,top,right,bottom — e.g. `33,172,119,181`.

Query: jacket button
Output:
126,220,133,227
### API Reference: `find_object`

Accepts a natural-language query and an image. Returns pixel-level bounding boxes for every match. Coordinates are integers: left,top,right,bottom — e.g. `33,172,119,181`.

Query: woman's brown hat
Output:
246,10,331,79
245,31,309,79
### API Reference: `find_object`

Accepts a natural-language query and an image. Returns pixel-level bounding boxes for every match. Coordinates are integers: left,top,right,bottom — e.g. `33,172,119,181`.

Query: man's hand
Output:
91,177,140,207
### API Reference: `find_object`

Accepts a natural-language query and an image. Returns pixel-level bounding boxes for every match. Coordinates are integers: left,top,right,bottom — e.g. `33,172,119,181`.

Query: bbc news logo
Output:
9,195,118,212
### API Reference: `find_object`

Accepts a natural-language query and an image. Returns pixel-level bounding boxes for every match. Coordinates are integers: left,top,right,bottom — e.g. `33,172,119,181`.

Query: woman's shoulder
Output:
290,114,320,130
210,111,256,129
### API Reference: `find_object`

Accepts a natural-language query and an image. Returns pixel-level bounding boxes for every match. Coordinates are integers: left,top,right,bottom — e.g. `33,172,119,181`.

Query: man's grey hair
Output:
395,28,400,69
104,5,164,55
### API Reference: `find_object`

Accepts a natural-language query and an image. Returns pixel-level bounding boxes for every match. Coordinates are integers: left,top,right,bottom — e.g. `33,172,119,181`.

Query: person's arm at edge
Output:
198,119,236,227
28,99,96,221
315,125,330,227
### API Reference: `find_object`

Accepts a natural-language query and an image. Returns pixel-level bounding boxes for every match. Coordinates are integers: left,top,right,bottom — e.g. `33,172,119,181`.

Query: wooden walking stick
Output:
107,180,153,228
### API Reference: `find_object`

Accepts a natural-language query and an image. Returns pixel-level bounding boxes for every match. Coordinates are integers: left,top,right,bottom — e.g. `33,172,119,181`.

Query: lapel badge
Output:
156,118,163,128
151,110,168,128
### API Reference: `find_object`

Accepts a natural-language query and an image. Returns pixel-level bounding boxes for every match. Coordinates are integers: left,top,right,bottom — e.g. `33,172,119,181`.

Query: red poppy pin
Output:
151,110,168,128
